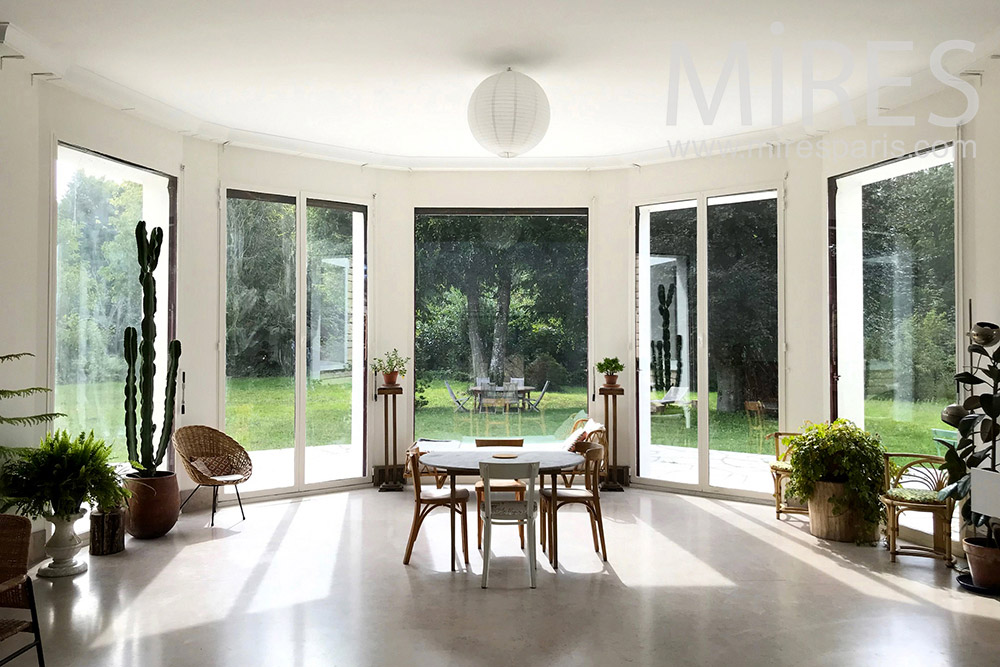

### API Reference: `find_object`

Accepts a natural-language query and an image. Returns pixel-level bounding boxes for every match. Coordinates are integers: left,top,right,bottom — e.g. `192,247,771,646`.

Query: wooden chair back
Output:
475,438,524,447
0,515,30,609
583,445,605,497
409,449,424,499
479,461,539,520
768,431,802,462
883,452,948,492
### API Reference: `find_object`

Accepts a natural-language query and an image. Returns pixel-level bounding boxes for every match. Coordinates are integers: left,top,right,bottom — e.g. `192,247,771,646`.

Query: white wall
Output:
2,54,999,499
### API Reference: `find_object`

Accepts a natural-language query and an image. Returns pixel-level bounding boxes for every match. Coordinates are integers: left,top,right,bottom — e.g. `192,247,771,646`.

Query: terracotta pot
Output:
807,480,866,542
603,374,619,387
125,471,179,539
382,371,399,386
964,537,1000,590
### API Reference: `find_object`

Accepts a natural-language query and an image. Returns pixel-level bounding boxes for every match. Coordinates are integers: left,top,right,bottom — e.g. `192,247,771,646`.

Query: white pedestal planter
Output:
38,511,88,578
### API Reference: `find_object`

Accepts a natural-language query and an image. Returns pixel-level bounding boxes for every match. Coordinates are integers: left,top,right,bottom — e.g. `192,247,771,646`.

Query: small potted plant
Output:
596,357,624,387
0,430,129,577
938,319,1000,590
785,420,885,544
372,348,409,386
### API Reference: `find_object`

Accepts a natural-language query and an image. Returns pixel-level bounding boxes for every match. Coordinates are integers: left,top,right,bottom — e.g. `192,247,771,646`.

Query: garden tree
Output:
860,162,955,402
414,214,587,385
706,198,779,413
225,196,297,377
55,171,143,384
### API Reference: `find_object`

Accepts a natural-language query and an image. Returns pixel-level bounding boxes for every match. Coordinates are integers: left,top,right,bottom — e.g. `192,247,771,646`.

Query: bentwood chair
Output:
479,460,540,589
474,439,526,549
404,449,470,565
0,515,45,666
768,431,807,520
881,452,954,563
174,425,253,527
540,443,607,563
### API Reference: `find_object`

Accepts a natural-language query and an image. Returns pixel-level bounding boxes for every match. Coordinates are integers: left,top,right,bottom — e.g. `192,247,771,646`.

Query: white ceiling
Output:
2,0,1000,168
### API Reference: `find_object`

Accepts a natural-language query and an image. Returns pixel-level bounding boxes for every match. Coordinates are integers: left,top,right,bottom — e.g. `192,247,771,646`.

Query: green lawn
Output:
54,378,952,462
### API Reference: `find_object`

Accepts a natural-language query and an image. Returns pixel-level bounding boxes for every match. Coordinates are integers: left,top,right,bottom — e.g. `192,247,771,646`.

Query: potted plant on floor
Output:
938,320,1000,591
0,430,128,577
596,357,624,387
786,420,885,544
372,348,409,386
123,221,182,539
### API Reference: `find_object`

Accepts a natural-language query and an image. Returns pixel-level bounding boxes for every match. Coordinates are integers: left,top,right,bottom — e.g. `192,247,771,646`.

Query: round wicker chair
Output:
173,425,253,526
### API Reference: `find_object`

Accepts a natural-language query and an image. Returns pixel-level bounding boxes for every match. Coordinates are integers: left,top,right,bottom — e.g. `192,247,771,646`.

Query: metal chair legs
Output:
179,485,246,527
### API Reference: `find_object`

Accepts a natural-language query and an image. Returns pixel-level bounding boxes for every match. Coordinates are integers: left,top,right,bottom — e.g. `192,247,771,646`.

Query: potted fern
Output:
0,431,128,577
786,420,886,544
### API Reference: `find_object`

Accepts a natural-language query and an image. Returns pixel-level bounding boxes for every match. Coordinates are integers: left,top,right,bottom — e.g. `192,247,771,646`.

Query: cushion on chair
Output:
420,488,470,502
769,460,793,473
481,499,537,519
561,427,587,451
883,488,945,504
189,455,235,477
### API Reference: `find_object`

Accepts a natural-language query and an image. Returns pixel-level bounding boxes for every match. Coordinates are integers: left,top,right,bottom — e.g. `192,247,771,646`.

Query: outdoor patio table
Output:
468,385,536,410
417,448,583,572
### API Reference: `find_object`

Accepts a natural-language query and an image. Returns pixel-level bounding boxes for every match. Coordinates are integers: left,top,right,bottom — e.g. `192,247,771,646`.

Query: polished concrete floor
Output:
15,487,1000,666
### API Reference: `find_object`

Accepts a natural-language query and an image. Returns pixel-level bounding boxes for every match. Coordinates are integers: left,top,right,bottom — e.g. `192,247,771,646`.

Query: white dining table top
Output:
418,448,583,474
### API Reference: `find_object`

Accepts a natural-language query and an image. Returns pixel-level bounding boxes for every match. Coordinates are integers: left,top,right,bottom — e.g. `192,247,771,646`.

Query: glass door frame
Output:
633,181,785,501
219,184,369,499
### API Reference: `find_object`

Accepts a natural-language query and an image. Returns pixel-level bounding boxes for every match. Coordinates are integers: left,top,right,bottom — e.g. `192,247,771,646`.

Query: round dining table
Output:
418,448,584,571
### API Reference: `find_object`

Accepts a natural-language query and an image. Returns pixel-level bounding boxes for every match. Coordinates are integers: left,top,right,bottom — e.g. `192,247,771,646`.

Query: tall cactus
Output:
657,283,676,392
124,221,181,477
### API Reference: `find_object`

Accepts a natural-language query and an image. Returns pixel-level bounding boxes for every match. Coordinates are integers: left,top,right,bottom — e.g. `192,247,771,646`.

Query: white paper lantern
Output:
468,68,550,158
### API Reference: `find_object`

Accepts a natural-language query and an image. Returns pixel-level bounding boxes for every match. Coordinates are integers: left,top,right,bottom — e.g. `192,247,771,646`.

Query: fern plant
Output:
0,352,64,428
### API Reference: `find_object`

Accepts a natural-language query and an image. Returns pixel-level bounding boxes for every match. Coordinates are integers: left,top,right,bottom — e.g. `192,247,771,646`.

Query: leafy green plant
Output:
124,221,182,478
938,321,1000,546
785,419,886,541
0,430,129,519
372,349,410,376
0,352,64,427
596,357,624,375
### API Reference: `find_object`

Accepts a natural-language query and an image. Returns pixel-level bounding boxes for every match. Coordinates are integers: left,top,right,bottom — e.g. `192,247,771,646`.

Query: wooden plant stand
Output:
599,384,628,491
374,385,405,491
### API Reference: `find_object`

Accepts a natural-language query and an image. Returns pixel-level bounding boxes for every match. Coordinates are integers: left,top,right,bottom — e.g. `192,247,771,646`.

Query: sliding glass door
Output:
225,190,366,494
638,189,781,495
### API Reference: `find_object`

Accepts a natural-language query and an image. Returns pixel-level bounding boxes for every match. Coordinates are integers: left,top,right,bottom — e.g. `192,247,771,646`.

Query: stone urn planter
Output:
38,511,88,578
125,471,180,539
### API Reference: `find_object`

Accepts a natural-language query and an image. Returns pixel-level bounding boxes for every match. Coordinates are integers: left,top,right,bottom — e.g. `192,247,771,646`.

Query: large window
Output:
54,145,174,461
414,210,588,443
832,148,957,454
638,189,780,494
225,190,366,493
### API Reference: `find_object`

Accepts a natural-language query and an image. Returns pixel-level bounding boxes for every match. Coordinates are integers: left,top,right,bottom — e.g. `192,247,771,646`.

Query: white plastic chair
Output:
479,460,540,589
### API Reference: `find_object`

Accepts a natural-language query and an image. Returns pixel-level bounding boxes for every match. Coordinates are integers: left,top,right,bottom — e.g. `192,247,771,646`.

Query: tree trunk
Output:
89,509,126,555
489,268,512,382
716,362,744,413
464,280,489,380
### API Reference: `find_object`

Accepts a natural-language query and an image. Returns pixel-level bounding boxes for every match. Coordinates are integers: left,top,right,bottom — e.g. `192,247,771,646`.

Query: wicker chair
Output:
881,452,954,564
0,515,45,666
768,431,808,519
174,426,253,527
562,418,608,487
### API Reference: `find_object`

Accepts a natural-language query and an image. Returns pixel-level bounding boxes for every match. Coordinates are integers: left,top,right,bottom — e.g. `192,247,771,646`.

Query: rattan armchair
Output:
881,452,954,564
174,425,253,527
0,515,44,666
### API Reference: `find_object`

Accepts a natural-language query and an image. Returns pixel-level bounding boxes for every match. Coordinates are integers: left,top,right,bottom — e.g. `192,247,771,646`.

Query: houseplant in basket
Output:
596,357,624,387
123,221,182,539
0,430,128,577
786,420,886,544
938,320,1000,590
372,349,409,386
